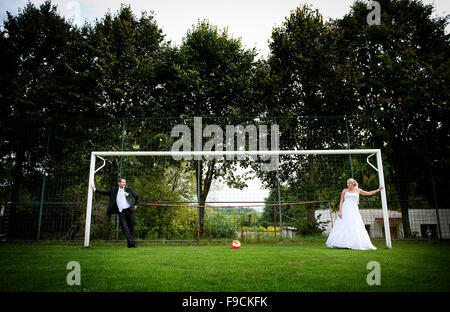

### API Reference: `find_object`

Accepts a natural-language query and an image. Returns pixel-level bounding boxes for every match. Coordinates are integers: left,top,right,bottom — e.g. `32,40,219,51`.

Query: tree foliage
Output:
333,0,450,236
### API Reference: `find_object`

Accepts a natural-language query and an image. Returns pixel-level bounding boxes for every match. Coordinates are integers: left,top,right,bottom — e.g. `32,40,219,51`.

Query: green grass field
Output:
1,238,449,292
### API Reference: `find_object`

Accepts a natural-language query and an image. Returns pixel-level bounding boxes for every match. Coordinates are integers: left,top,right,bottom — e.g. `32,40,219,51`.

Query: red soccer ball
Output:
232,240,241,249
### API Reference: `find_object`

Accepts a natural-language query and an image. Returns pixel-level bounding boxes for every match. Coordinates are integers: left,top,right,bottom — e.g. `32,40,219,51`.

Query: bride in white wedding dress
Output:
326,178,383,250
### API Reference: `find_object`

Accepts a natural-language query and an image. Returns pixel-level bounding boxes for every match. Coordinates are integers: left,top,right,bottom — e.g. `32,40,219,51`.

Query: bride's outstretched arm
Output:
359,186,383,196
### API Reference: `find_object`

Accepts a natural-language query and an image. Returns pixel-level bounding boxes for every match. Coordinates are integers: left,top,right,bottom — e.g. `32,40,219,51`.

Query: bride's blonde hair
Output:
347,178,358,188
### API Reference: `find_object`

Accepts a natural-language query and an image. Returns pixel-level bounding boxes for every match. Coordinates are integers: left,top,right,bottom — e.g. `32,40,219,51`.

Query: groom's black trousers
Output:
118,208,137,247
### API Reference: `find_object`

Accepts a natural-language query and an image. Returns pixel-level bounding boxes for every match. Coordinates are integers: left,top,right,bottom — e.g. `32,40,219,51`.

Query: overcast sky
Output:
1,0,448,59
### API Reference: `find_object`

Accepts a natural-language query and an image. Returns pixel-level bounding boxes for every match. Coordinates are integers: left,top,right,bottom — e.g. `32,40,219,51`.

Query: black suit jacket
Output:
95,186,140,215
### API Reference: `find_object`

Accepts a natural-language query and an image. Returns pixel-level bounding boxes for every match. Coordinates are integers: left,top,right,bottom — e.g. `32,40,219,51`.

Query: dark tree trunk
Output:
307,154,315,223
197,159,216,238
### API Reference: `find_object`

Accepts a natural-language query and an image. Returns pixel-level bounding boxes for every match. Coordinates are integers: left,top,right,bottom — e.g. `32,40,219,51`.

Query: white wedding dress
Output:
326,191,376,250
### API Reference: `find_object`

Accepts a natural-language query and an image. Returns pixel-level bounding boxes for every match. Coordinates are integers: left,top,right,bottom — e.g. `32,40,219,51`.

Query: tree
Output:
87,4,166,118
335,0,449,237
0,1,94,205
163,21,263,236
268,5,356,118
263,5,354,223
131,161,197,240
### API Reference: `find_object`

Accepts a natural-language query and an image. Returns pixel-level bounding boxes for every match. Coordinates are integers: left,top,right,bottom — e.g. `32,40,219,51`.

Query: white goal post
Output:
84,149,392,248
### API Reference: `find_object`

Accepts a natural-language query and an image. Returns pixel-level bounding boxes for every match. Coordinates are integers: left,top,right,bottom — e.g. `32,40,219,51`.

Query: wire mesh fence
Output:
3,200,448,242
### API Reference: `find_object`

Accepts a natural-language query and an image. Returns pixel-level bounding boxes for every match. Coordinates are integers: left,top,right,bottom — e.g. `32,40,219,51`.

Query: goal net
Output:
84,149,392,248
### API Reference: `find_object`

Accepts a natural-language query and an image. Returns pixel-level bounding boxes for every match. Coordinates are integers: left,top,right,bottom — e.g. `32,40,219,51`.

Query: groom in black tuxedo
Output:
92,178,140,248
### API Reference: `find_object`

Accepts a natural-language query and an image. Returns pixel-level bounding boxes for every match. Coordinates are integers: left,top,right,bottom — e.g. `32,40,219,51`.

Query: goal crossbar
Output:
84,149,391,248
90,149,381,157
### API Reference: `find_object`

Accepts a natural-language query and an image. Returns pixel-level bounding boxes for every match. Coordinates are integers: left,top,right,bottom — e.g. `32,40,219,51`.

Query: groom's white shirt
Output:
116,187,130,212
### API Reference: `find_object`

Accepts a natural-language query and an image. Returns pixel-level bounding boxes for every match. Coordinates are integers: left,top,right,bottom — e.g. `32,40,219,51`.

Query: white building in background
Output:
316,209,450,239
